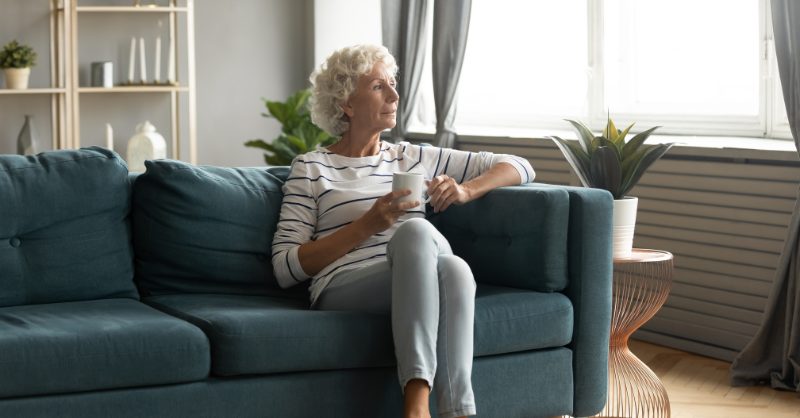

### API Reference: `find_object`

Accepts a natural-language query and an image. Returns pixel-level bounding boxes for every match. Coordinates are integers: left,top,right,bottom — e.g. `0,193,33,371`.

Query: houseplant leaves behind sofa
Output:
549,117,674,258
0,39,37,89
245,88,336,166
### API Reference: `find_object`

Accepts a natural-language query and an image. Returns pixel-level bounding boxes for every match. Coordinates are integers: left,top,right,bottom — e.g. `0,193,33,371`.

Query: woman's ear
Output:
341,100,354,118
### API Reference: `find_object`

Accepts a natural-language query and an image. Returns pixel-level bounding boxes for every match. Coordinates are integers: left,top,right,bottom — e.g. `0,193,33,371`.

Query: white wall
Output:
0,0,382,167
195,0,312,167
0,0,313,167
312,0,382,68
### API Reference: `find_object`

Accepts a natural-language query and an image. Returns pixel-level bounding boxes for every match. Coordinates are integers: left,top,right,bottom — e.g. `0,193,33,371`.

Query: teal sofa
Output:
0,147,612,418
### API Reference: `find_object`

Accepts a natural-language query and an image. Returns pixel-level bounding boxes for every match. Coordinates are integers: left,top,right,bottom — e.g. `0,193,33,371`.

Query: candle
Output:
128,37,136,84
139,37,147,83
167,35,175,84
105,123,114,150
154,36,161,83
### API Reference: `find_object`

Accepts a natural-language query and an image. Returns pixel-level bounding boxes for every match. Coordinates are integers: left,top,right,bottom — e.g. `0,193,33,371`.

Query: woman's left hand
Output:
426,175,472,213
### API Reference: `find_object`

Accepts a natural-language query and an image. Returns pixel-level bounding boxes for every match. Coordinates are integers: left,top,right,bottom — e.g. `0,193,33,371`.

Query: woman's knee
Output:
392,218,436,243
437,255,477,295
388,218,443,257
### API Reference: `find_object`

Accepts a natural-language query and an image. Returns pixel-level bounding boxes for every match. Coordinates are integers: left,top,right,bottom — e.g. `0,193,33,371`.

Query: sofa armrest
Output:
430,183,613,416
553,185,613,416
428,184,571,292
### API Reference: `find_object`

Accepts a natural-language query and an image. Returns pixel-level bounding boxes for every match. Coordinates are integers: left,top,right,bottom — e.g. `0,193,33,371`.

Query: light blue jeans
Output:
313,218,477,418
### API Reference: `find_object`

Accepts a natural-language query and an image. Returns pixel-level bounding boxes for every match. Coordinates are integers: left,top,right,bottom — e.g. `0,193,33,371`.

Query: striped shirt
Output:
271,140,535,305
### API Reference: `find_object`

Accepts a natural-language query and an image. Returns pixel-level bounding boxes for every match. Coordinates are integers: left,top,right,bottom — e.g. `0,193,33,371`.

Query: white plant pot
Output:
613,196,638,259
3,68,31,90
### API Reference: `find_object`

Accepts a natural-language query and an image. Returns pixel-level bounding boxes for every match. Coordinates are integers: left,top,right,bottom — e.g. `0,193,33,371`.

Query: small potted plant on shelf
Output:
0,40,37,90
549,117,674,259
245,88,336,166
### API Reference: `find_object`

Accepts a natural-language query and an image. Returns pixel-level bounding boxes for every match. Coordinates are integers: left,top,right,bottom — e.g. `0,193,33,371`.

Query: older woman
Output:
271,44,534,418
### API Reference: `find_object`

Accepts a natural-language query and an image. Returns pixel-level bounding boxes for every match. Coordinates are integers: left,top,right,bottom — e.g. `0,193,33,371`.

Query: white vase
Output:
126,121,167,173
4,67,31,90
613,196,638,259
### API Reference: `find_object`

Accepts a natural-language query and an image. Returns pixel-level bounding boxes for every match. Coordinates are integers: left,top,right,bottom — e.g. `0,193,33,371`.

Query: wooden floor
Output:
625,339,800,418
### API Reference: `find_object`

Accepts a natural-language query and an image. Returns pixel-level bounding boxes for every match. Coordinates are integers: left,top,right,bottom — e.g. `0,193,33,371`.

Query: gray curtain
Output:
432,0,471,148
730,0,800,392
382,0,429,143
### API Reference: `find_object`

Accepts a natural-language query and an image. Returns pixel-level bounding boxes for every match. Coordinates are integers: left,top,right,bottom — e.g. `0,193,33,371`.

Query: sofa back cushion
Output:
132,160,306,298
0,147,138,307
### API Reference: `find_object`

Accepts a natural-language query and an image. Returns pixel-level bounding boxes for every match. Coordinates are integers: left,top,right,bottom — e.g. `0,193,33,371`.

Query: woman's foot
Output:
404,379,431,418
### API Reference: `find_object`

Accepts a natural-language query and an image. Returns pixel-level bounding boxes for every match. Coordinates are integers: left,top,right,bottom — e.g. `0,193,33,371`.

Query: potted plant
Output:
245,88,336,166
549,117,674,259
0,40,37,90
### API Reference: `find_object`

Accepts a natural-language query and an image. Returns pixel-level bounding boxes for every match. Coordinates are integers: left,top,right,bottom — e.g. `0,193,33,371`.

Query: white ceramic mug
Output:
392,172,431,209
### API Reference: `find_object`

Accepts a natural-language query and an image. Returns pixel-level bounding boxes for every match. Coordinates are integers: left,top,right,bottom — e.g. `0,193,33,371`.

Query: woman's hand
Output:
356,189,419,236
426,175,472,213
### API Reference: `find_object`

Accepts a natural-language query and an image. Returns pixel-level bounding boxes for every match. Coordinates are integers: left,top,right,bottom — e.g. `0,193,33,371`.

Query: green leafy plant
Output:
245,88,336,166
0,40,37,69
549,117,674,199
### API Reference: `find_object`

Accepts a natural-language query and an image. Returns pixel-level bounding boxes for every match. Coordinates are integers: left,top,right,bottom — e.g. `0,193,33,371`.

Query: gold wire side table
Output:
594,249,674,418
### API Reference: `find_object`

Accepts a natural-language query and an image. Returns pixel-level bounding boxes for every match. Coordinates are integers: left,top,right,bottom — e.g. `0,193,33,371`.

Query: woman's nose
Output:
387,85,399,102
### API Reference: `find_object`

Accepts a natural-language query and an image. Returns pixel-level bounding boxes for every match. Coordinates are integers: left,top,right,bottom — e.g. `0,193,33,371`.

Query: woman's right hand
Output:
356,189,418,236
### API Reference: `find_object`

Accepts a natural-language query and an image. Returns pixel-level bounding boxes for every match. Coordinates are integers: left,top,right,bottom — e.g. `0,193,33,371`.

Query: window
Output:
409,0,791,139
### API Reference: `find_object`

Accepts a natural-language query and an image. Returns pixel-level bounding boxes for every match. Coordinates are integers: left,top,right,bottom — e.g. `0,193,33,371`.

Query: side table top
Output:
614,248,673,264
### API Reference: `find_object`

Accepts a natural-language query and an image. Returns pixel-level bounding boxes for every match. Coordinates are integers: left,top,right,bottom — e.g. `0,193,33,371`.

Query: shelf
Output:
78,86,189,93
75,6,188,13
0,88,67,95
1,0,197,163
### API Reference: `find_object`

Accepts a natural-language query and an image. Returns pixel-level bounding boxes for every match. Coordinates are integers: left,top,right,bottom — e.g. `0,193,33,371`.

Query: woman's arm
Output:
297,189,417,276
427,161,521,213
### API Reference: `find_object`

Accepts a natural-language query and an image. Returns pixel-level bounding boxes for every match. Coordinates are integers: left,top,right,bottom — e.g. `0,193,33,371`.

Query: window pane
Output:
455,1,588,129
604,0,760,116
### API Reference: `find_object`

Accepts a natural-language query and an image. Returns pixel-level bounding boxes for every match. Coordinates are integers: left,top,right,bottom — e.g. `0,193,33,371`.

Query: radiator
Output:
458,136,799,361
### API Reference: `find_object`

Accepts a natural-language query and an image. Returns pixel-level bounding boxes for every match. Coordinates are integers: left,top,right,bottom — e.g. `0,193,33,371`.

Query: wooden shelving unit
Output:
69,0,197,163
75,6,189,12
77,86,189,93
1,0,196,164
0,88,68,95
0,0,71,151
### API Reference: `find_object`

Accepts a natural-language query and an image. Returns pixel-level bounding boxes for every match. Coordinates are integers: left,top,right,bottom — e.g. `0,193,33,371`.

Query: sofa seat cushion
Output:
474,284,573,356
143,283,572,377
0,298,210,399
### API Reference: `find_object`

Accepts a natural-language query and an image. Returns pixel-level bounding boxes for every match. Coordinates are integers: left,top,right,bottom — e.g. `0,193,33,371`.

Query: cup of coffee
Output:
392,172,431,209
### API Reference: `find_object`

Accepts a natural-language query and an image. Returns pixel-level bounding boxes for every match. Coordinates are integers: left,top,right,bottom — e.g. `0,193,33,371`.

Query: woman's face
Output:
342,62,399,134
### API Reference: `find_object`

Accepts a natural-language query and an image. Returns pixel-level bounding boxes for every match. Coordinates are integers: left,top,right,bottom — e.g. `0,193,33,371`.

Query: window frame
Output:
410,0,793,141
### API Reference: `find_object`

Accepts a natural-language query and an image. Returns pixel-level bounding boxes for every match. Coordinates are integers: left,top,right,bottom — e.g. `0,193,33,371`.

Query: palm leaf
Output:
617,123,635,146
266,154,290,166
622,126,661,159
620,143,675,196
604,118,618,143
248,88,335,166
596,136,622,159
565,119,595,153
291,90,311,114
549,136,592,187
590,146,622,198
317,130,335,147
244,139,271,151
265,100,287,125
285,134,308,153
268,137,298,162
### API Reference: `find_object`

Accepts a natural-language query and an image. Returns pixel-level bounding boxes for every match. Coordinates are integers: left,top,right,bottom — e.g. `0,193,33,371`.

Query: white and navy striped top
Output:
271,140,535,305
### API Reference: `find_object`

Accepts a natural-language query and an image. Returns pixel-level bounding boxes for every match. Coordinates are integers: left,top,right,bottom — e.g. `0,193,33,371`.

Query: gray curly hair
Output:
309,44,398,137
